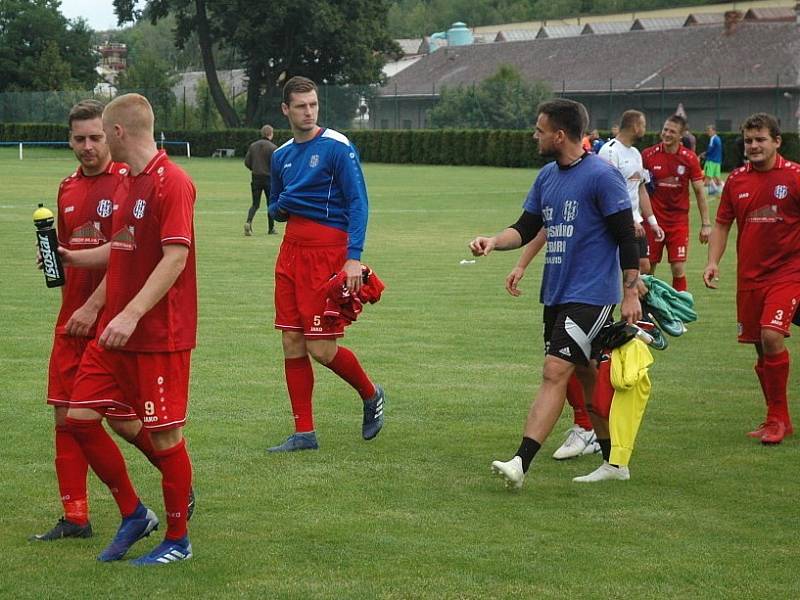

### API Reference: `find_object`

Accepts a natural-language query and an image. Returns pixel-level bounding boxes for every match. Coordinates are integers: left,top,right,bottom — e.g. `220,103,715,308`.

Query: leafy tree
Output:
429,65,550,129
116,50,179,128
0,0,97,91
114,0,399,127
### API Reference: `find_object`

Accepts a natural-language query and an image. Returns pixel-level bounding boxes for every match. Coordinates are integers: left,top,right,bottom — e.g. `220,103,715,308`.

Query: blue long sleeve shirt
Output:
706,134,722,163
269,128,368,260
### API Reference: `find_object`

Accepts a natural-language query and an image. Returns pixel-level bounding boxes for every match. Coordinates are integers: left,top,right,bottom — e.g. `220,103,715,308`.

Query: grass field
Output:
0,148,797,598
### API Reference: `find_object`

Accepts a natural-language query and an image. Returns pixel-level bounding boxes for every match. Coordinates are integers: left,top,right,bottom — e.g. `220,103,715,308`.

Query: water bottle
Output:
33,204,65,288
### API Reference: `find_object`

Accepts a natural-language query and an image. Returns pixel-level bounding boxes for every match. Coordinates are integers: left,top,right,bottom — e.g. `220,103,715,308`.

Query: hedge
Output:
2,123,797,170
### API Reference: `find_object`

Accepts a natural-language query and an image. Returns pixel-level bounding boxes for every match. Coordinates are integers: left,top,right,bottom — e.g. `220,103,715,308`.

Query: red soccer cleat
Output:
760,421,787,445
747,422,769,438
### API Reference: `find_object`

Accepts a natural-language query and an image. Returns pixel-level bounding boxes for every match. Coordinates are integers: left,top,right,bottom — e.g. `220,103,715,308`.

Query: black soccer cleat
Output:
30,517,93,542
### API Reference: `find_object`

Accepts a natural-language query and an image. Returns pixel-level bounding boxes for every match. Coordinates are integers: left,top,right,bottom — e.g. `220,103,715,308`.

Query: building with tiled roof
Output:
373,14,800,132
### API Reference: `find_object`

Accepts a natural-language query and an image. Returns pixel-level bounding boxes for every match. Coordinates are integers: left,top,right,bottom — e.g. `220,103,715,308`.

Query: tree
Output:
116,50,179,128
114,0,399,127
429,65,551,129
0,0,97,91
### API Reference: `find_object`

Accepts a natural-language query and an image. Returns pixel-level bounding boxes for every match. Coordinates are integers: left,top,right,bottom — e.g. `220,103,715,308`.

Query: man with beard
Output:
32,99,168,542
704,113,800,445
469,98,641,489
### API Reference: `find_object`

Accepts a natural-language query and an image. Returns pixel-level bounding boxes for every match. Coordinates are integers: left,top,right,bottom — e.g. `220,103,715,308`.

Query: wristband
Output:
647,215,658,227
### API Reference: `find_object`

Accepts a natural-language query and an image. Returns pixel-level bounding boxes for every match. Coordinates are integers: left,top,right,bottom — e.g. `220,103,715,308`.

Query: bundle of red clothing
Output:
323,265,385,329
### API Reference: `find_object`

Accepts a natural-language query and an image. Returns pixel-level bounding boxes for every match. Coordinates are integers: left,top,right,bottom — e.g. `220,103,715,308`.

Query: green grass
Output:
0,148,798,598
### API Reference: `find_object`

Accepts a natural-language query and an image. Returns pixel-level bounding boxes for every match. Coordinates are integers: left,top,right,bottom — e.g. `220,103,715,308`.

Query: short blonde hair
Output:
261,124,273,138
103,93,155,138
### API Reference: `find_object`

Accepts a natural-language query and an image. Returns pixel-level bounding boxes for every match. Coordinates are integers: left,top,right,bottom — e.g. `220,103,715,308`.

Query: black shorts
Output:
543,303,615,366
637,235,649,260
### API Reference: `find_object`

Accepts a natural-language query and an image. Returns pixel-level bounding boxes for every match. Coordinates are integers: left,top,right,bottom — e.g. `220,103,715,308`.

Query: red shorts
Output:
47,335,137,419
70,340,192,431
737,282,800,343
646,221,689,265
274,216,347,338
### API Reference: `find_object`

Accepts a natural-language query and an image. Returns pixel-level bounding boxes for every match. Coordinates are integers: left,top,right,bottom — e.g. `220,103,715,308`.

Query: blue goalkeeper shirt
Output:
523,153,631,307
706,134,722,163
269,128,368,260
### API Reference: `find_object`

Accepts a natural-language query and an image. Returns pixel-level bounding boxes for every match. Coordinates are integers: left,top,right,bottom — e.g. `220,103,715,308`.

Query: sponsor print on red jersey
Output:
716,155,800,290
54,161,129,336
642,143,703,225
103,150,198,352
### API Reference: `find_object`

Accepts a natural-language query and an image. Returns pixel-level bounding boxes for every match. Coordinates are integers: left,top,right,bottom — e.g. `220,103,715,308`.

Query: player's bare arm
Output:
692,179,712,244
99,244,189,349
66,275,106,337
703,222,731,289
638,184,664,242
58,243,111,269
506,230,546,297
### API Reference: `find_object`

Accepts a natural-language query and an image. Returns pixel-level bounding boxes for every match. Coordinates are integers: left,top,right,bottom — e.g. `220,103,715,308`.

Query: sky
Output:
58,0,144,31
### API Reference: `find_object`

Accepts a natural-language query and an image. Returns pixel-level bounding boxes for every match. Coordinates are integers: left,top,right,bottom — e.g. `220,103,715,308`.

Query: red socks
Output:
154,439,192,541
285,356,315,432
761,350,791,425
130,426,161,469
672,276,687,292
54,425,90,526
65,418,139,518
566,374,593,430
324,347,376,401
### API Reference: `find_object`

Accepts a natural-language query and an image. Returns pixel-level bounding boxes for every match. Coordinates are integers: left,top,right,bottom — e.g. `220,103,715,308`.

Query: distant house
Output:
373,14,800,132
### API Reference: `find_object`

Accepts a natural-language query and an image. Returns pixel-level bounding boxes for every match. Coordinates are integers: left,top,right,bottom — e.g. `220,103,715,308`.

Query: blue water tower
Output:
447,22,473,46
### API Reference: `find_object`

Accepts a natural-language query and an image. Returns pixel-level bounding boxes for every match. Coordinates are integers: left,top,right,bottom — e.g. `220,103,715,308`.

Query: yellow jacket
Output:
609,338,654,467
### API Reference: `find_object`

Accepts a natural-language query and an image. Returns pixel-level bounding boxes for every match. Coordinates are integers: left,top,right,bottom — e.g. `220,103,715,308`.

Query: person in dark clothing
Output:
244,125,278,235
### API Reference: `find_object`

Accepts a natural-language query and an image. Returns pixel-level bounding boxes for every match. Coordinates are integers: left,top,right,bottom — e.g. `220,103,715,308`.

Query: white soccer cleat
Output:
572,461,630,483
552,425,599,460
491,456,525,490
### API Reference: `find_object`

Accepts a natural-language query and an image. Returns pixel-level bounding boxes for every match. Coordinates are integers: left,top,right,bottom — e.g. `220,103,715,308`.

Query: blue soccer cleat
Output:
131,536,192,566
97,503,159,562
362,384,385,441
267,431,319,453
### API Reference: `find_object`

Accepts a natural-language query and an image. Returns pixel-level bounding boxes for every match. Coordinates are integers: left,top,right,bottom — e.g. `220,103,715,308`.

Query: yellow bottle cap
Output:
33,205,54,221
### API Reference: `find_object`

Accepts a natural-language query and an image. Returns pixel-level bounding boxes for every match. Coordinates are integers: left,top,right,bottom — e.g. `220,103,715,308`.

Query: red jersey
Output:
715,154,800,291
102,151,197,352
55,161,129,336
642,142,704,226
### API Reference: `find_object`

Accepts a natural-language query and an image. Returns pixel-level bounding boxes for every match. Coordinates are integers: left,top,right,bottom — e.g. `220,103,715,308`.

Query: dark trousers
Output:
247,176,275,232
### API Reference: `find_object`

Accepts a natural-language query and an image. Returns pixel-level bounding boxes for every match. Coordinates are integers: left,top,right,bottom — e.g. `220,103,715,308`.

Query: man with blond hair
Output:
61,93,197,565
32,99,169,542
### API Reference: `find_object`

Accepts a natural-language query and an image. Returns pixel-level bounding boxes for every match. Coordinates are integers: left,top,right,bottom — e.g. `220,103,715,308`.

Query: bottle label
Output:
38,232,61,281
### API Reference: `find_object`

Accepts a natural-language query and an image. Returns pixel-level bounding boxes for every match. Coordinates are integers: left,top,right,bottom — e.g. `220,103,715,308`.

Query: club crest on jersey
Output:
677,165,686,175
133,199,147,219
309,154,319,168
562,200,578,222
97,198,113,218
774,185,788,199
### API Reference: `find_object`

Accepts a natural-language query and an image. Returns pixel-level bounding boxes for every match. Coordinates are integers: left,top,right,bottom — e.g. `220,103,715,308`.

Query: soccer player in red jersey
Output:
642,114,711,291
32,100,167,542
60,94,197,564
266,76,385,452
703,113,800,445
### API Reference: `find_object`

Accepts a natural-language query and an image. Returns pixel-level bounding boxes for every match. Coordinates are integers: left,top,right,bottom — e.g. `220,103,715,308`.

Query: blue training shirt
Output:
269,128,368,260
706,134,722,163
523,153,631,307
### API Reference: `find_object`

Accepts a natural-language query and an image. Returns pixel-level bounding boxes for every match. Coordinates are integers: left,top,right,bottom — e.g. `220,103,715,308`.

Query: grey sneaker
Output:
244,222,253,236
362,385,385,440
30,517,93,541
267,432,319,453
